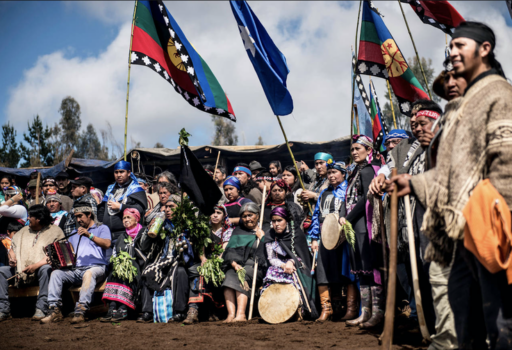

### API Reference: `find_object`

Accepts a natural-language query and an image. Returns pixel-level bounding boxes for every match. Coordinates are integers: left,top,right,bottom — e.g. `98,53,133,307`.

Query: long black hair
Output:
283,165,300,193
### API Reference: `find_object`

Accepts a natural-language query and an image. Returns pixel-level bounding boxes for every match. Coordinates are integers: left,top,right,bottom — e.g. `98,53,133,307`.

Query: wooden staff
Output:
385,80,398,129
293,271,311,313
123,0,139,161
35,172,41,205
213,151,221,179
350,0,363,141
381,169,398,350
311,251,317,275
248,184,267,320
275,116,313,216
7,273,21,281
404,195,432,341
354,104,361,135
378,199,388,288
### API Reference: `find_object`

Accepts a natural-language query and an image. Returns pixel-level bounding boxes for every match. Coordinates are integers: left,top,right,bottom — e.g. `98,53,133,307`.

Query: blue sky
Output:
1,1,512,154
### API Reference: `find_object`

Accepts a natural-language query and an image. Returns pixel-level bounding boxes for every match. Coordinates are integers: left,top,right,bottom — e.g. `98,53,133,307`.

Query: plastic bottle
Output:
148,212,165,238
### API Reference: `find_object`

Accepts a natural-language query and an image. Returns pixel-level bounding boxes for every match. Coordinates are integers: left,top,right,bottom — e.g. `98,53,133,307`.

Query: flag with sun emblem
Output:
130,0,235,121
356,1,429,115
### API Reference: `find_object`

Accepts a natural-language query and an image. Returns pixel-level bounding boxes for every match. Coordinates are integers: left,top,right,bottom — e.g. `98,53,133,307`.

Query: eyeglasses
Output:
384,139,401,147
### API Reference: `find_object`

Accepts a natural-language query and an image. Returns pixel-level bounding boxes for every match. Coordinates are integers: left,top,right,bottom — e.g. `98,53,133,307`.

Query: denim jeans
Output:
48,265,107,314
0,264,52,314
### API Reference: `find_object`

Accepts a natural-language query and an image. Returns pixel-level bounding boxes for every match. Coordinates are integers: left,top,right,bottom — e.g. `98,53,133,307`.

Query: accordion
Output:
44,241,76,270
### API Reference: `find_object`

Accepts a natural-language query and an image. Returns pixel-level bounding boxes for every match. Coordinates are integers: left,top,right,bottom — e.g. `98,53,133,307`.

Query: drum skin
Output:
321,213,346,250
259,283,300,324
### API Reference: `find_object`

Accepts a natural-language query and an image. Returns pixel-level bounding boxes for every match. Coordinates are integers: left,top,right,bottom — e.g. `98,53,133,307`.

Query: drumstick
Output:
404,195,432,342
381,169,398,350
293,271,311,313
248,184,267,321
35,172,41,205
311,251,317,275
7,273,22,281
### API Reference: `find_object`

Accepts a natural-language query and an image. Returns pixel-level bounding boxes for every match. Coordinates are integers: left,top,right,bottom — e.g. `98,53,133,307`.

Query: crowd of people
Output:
0,21,511,350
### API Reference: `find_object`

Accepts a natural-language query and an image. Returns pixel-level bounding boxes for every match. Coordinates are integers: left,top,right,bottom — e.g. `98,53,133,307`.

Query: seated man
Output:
43,177,73,212
45,189,68,231
98,161,147,244
41,203,111,324
0,205,64,322
62,177,97,237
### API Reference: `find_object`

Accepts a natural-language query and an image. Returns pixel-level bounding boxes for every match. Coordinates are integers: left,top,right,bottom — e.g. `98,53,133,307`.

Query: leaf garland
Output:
110,237,138,283
197,245,225,287
342,222,356,251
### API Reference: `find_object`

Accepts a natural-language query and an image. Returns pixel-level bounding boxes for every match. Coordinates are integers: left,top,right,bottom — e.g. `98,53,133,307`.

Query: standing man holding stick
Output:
389,22,512,349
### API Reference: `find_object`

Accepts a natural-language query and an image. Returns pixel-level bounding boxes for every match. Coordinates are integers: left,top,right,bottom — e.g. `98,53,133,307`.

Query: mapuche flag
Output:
230,1,293,116
369,80,389,152
400,0,464,35
131,0,235,121
352,52,373,138
356,1,429,116
180,145,222,216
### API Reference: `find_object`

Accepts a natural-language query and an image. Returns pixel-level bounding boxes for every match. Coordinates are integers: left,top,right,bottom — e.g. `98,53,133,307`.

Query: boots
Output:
330,284,344,319
316,285,333,322
340,283,360,321
183,307,199,325
346,285,371,326
360,286,384,329
40,306,63,324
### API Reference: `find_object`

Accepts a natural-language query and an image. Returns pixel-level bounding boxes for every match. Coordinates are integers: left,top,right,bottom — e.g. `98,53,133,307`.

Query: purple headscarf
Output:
270,206,288,220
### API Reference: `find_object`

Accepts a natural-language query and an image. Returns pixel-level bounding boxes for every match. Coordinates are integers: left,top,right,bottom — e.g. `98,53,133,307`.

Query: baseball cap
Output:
69,177,93,188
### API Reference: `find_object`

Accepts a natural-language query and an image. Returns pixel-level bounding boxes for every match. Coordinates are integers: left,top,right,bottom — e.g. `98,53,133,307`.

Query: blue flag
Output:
230,1,293,116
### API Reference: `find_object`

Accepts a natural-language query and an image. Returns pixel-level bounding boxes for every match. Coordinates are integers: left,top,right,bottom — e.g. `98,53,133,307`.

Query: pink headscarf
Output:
124,208,142,239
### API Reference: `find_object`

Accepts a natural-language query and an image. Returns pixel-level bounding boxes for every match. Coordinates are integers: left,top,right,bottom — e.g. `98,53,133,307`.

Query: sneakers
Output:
137,312,153,323
111,309,128,322
0,312,12,322
40,307,63,324
183,308,199,325
100,308,116,323
32,309,46,321
70,313,85,324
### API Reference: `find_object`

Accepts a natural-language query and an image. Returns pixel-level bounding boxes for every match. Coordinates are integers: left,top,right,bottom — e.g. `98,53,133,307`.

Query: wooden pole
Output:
35,172,41,205
350,0,363,140
353,104,361,135
404,195,432,341
378,199,388,289
213,151,221,181
311,251,317,275
248,184,267,320
293,271,311,313
397,0,433,100
275,116,313,216
381,169,398,350
124,0,138,161
386,80,398,129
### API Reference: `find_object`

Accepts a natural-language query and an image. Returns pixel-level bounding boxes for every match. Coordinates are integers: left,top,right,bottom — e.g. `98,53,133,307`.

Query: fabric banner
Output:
351,52,373,138
131,0,235,120
357,1,429,116
400,0,464,35
369,80,389,153
230,1,293,116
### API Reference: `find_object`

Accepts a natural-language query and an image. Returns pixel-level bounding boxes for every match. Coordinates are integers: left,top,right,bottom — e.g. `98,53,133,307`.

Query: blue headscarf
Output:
384,129,409,143
223,176,241,190
136,177,147,185
232,166,252,176
103,160,144,203
314,152,333,162
326,160,347,173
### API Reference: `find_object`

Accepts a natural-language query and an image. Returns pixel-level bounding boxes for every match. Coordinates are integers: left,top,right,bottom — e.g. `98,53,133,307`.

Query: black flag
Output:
179,145,222,216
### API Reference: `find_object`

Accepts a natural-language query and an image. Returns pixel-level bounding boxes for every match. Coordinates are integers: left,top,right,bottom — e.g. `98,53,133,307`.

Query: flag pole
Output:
124,0,138,161
350,0,363,140
386,80,398,129
276,115,313,215
397,0,432,99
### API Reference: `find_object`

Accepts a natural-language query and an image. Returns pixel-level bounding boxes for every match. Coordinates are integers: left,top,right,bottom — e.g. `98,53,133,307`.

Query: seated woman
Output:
0,187,28,234
139,196,192,323
144,182,176,225
183,205,234,324
221,202,266,323
309,160,353,322
261,206,319,320
101,208,146,322
223,176,253,227
261,180,304,233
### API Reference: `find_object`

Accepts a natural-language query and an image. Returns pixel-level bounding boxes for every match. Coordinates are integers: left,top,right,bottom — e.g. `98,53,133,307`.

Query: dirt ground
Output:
3,315,427,350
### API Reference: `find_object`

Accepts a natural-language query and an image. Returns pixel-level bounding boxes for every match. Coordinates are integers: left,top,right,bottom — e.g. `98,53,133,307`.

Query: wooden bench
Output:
8,286,39,298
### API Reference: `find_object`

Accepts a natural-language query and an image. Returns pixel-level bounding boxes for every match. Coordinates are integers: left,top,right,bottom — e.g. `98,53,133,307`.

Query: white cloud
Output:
7,1,512,151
